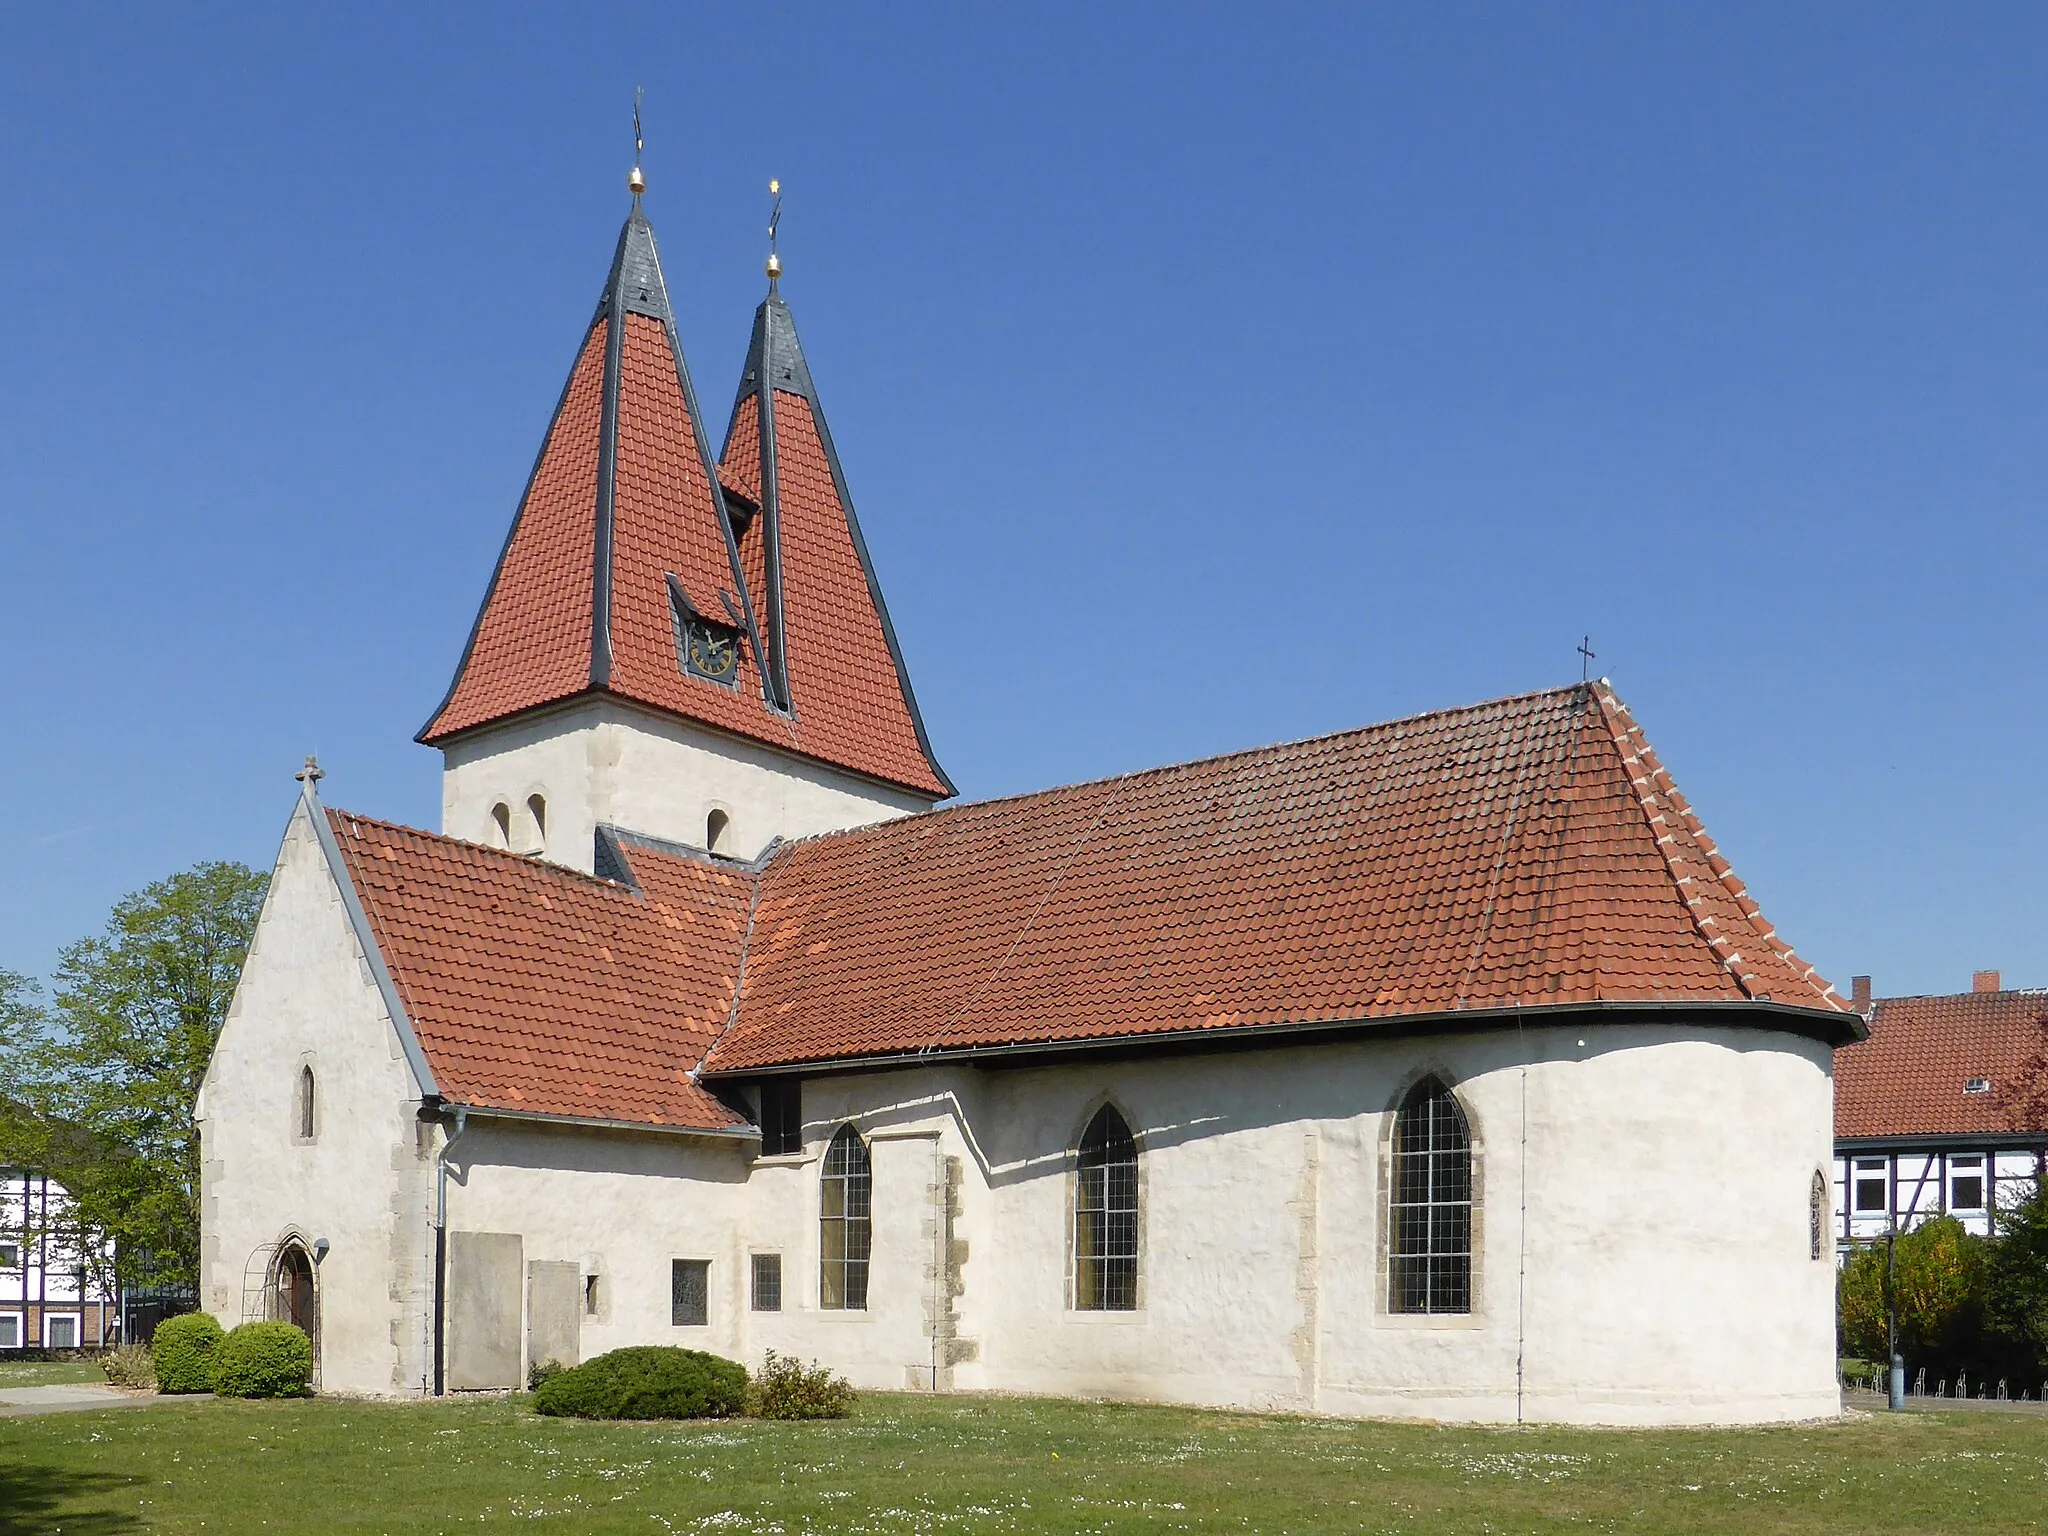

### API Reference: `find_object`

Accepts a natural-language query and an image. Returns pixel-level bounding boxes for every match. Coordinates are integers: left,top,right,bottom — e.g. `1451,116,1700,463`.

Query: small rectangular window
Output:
760,1080,803,1157
751,1253,782,1312
671,1260,709,1327
45,1314,79,1350
0,1313,19,1349
1852,1158,1888,1213
0,1244,18,1270
1950,1157,1986,1212
584,1274,601,1316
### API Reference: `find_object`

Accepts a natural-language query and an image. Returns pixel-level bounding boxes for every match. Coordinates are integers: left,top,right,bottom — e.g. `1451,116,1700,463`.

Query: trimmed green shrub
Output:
213,1321,313,1398
532,1346,746,1420
753,1351,855,1420
152,1313,225,1394
100,1342,157,1390
528,1357,570,1392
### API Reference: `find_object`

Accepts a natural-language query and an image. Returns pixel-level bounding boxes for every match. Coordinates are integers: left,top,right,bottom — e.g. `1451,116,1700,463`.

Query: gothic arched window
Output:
526,795,548,852
490,803,512,848
1388,1076,1472,1315
820,1126,871,1310
297,1065,316,1143
1811,1169,1828,1261
1075,1105,1139,1310
706,808,731,855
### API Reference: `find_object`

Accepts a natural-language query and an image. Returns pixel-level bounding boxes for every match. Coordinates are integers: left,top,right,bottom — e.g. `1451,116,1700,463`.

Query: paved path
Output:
1844,1386,2048,1418
0,1384,207,1417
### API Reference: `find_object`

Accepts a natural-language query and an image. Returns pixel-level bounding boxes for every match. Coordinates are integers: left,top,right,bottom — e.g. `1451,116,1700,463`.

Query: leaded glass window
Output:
671,1259,709,1326
751,1253,782,1312
820,1126,871,1310
1388,1077,1472,1315
1075,1105,1139,1311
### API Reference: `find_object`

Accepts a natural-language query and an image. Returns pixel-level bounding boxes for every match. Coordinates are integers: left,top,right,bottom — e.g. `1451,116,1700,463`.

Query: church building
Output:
197,173,1860,1425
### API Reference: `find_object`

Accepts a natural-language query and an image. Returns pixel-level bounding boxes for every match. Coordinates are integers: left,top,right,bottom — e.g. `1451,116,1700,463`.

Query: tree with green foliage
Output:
1984,1179,2048,1365
1838,1215,1986,1369
1,862,267,1290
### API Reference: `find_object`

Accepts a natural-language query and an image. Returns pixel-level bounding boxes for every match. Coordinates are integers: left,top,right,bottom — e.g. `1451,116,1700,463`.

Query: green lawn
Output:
0,1358,110,1387
2,1391,2045,1534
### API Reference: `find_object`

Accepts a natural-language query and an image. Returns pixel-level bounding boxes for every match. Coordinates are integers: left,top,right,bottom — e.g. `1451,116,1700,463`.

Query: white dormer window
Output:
1964,1077,1992,1095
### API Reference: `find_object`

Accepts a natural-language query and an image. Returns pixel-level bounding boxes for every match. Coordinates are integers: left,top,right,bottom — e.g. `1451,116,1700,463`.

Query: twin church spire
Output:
419,182,953,802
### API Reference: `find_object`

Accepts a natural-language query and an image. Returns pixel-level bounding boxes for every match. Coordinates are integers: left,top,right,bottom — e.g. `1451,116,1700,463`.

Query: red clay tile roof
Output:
328,809,753,1130
714,290,952,798
705,682,1845,1071
419,211,950,802
1835,990,2048,1141
340,684,1849,1121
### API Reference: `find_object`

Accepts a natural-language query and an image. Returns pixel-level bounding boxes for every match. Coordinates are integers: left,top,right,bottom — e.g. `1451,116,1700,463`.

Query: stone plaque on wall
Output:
447,1230,522,1390
527,1259,580,1376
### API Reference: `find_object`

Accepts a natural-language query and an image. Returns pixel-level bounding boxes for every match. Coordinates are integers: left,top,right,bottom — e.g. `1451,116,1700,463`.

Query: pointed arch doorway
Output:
270,1240,320,1381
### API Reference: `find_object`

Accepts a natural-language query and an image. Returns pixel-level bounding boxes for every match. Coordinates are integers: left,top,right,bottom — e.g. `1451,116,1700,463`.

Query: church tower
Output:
419,182,952,872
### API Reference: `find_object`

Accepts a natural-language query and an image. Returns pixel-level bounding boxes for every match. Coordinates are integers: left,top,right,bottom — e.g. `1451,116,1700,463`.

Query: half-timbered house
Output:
1833,972,2048,1249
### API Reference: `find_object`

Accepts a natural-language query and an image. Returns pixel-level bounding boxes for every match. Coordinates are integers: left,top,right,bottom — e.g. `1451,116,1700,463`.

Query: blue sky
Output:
1,5,2042,997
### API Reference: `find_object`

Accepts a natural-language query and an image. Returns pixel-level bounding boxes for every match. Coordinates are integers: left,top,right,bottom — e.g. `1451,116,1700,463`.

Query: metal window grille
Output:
820,1126,871,1310
751,1253,782,1312
1388,1078,1472,1315
1075,1106,1139,1311
1810,1170,1827,1260
671,1259,709,1327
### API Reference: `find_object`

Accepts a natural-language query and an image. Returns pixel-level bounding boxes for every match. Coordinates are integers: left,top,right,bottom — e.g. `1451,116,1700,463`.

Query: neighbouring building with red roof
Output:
1832,971,2048,1250
196,174,1862,1426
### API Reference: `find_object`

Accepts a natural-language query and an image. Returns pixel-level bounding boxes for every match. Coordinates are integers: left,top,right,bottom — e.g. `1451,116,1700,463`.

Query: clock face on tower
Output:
683,617,741,685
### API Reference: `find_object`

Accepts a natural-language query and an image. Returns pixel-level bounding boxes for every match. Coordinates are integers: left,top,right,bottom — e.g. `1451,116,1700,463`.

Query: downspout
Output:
433,1104,468,1397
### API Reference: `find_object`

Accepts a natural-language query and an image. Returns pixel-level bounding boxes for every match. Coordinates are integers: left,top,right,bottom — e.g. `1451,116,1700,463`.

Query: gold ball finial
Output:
628,165,646,196
765,252,782,280
769,178,780,196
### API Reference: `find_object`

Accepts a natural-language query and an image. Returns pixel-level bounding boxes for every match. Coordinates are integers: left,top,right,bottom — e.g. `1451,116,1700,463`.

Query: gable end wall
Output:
197,798,435,1395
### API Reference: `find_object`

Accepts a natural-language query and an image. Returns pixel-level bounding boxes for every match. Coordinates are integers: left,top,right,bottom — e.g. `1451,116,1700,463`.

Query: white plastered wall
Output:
436,1021,1839,1425
437,698,934,874
196,797,435,1395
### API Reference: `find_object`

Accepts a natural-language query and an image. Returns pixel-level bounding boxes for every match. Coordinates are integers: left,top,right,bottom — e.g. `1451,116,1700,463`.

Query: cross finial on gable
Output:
296,754,324,786
1577,635,1597,683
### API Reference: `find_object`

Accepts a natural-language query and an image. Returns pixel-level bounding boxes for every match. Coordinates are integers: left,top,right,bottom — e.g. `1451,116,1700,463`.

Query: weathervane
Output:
1577,635,1597,683
628,87,646,198
765,178,783,282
